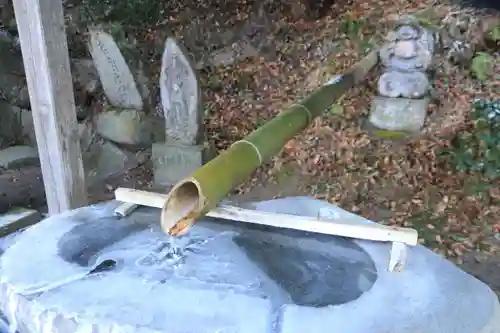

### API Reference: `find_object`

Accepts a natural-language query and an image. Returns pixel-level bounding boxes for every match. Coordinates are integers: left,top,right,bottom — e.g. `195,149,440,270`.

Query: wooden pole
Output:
12,0,87,214
114,188,419,246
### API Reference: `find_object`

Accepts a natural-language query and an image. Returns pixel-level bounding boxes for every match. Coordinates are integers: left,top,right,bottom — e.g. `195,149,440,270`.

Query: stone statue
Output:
153,37,209,186
369,16,436,132
160,38,203,145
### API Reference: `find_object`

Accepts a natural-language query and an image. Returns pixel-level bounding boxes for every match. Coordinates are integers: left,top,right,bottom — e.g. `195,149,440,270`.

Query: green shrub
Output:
85,0,163,29
440,98,500,179
471,52,494,81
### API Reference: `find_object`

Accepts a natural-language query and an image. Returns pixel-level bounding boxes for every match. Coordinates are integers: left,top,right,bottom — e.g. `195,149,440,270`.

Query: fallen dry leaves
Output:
179,0,500,263
112,0,500,266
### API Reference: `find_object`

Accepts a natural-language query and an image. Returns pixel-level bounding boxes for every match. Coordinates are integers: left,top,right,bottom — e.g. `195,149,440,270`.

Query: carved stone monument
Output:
152,37,209,186
87,26,144,110
369,16,436,132
85,25,155,183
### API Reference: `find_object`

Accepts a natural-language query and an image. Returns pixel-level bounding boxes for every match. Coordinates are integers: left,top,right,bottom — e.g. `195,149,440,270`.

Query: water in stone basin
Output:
59,211,378,309
2,206,372,332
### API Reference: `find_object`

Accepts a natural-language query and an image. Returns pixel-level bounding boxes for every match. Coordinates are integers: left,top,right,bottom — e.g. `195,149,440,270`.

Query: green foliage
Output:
440,99,500,180
412,8,441,29
471,52,493,81
463,176,495,202
274,164,295,185
488,24,500,42
85,0,163,30
373,130,407,139
328,103,343,115
339,17,364,38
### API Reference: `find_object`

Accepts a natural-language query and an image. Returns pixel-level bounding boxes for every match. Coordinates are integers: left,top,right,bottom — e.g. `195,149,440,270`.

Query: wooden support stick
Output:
115,187,418,246
115,188,167,209
114,202,139,217
389,242,407,272
12,0,88,215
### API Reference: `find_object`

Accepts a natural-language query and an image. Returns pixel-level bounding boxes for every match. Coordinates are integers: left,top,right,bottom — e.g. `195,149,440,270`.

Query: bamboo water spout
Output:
161,51,379,236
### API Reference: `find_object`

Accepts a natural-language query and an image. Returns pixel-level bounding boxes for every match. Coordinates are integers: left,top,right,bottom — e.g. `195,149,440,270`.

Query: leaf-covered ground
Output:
110,0,500,289
181,0,500,261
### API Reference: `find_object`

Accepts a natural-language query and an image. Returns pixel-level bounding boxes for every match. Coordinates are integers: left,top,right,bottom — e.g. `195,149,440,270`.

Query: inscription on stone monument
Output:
88,27,143,110
152,143,207,189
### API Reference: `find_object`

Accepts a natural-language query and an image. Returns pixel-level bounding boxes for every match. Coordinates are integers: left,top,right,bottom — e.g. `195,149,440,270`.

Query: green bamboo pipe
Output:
161,50,379,236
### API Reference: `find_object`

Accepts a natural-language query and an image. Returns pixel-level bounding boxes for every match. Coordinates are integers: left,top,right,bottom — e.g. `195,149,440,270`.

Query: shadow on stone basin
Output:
233,227,378,308
57,216,149,268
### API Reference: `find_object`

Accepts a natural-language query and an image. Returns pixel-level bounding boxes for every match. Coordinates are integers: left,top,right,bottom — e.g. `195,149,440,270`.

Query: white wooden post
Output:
12,0,88,214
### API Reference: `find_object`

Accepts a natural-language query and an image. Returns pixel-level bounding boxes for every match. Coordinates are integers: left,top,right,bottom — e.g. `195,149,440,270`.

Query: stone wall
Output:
0,27,159,185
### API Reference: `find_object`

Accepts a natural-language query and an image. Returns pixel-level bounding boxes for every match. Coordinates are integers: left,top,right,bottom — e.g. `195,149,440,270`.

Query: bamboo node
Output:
291,103,312,123
230,140,263,164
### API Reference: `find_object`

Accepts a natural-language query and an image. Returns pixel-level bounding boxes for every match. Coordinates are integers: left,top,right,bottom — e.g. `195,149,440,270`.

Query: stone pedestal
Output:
152,142,210,186
369,96,429,132
85,141,137,184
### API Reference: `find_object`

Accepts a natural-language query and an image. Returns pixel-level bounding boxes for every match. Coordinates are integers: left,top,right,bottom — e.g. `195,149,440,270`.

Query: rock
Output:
13,108,36,146
95,108,152,145
0,0,14,31
0,166,45,214
150,114,166,142
134,61,154,109
198,41,259,69
78,120,95,153
87,26,143,110
71,58,101,96
84,141,137,184
369,96,429,132
152,142,210,186
447,40,475,65
0,207,42,238
160,37,203,145
76,104,92,120
377,71,429,98
0,145,39,169
0,39,30,109
136,148,151,164
0,101,23,149
438,29,455,50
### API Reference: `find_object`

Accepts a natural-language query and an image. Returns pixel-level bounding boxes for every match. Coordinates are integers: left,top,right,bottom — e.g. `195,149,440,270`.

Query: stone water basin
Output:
0,196,498,333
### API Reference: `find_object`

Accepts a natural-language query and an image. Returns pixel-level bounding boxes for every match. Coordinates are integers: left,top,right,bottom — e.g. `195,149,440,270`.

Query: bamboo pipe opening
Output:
161,178,203,236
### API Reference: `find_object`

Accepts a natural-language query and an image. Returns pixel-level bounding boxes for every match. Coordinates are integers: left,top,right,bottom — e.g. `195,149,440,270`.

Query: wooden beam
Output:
12,0,87,214
114,187,419,246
